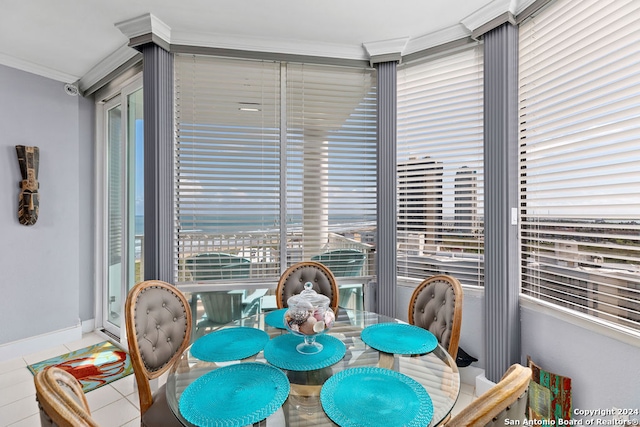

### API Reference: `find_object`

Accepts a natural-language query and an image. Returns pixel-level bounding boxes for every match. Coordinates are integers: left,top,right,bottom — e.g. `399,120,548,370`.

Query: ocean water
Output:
135,215,375,235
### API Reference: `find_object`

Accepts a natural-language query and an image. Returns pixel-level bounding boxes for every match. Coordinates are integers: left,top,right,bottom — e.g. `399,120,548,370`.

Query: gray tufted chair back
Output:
408,274,463,359
125,280,192,418
34,366,99,427
276,261,339,313
445,363,532,427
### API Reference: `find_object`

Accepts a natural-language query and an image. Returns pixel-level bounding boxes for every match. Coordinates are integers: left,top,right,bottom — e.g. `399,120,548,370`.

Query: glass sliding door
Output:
100,80,143,339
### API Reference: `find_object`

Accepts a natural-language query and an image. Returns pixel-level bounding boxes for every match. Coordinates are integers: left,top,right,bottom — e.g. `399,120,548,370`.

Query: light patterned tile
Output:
0,378,35,408
460,383,475,396
6,413,40,427
0,395,38,427
110,374,136,397
0,358,26,376
91,398,139,427
22,345,69,366
451,389,475,416
119,416,140,427
85,384,123,411
63,333,107,353
0,369,33,391
126,392,140,410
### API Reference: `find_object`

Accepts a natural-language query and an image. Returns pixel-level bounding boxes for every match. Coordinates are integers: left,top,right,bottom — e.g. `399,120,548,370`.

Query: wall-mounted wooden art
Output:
15,145,40,226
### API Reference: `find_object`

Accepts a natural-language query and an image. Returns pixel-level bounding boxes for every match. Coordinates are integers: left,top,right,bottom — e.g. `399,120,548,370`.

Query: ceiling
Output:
0,0,530,91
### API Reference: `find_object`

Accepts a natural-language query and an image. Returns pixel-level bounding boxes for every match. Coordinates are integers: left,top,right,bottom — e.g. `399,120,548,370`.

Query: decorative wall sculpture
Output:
15,145,40,226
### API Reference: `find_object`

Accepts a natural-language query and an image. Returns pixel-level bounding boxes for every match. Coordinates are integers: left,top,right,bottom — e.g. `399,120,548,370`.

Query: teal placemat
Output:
191,327,270,362
361,323,438,355
265,308,288,329
264,334,346,371
179,362,290,427
320,366,433,427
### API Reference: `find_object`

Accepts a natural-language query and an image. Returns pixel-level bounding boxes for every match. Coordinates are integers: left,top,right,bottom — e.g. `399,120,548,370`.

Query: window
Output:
98,79,143,340
519,0,640,331
175,57,281,283
397,45,485,286
285,63,377,273
174,56,377,286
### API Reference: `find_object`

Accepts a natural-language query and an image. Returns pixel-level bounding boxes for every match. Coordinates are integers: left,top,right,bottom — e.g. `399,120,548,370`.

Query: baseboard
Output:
81,318,96,334
475,373,496,397
459,365,484,386
0,325,82,362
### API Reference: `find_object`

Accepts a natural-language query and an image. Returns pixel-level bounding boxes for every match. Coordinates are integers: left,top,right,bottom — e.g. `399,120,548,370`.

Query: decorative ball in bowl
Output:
284,282,335,354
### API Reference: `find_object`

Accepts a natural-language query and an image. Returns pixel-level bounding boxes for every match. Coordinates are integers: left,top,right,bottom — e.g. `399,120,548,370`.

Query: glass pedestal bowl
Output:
284,282,335,354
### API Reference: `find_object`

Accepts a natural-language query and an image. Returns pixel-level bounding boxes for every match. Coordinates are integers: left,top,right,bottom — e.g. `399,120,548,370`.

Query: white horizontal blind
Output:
519,0,640,331
175,55,281,283
285,64,377,275
397,46,485,286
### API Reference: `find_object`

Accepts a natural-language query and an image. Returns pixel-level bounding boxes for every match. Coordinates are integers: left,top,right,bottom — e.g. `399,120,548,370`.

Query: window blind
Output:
174,56,377,284
285,63,377,273
397,46,485,286
175,56,282,283
519,0,640,331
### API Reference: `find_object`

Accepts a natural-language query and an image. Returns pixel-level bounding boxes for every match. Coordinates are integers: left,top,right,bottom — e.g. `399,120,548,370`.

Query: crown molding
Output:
362,37,409,63
172,30,368,61
0,52,79,83
405,24,471,55
115,13,172,47
77,44,140,93
461,0,512,33
512,0,543,16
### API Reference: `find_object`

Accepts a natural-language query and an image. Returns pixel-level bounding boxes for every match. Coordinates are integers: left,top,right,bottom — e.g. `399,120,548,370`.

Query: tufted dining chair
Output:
125,280,192,427
34,366,99,427
445,363,532,427
408,274,463,359
276,261,339,313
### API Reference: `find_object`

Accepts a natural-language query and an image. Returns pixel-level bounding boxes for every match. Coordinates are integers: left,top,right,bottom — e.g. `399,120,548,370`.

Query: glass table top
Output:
166,308,460,427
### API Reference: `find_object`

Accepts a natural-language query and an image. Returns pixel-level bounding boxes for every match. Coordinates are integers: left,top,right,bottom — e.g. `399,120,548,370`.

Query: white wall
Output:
0,64,95,352
521,299,640,412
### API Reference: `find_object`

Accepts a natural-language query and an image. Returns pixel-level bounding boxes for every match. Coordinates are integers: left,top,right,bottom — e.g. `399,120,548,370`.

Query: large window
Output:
397,45,485,286
519,0,640,331
174,56,377,286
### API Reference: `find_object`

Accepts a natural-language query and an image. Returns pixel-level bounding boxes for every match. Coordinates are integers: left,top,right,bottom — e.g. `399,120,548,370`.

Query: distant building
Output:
454,166,478,235
397,157,443,250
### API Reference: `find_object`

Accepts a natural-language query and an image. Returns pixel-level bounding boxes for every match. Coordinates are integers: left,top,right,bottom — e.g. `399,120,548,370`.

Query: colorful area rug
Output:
28,341,133,393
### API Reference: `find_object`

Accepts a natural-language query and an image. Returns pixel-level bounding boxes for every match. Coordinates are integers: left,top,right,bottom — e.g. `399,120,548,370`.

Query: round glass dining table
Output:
166,308,460,427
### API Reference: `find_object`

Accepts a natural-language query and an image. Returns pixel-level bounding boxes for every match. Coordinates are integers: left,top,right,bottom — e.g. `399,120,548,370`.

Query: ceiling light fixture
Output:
238,102,261,112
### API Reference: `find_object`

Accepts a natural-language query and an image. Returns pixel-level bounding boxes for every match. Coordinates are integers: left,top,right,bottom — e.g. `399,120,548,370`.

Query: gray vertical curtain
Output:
140,43,175,283
483,22,521,382
375,61,398,317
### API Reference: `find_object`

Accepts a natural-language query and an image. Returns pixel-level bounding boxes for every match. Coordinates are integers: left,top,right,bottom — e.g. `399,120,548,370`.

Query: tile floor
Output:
0,332,475,426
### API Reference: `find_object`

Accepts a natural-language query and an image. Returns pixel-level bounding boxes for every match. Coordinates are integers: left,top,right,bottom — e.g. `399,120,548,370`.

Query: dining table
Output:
166,307,460,427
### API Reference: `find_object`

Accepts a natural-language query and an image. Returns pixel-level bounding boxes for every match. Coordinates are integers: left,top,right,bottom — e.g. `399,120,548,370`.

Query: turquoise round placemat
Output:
265,308,288,329
179,362,290,427
191,327,270,362
320,366,433,427
264,334,346,371
361,323,438,355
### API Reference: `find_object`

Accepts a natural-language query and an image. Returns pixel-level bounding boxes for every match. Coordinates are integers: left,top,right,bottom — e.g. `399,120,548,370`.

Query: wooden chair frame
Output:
445,363,532,427
34,367,99,427
408,274,463,359
125,280,193,417
276,261,340,313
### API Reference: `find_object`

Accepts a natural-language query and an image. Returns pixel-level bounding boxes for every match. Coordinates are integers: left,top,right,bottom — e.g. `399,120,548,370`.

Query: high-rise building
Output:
454,166,478,235
398,157,443,249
